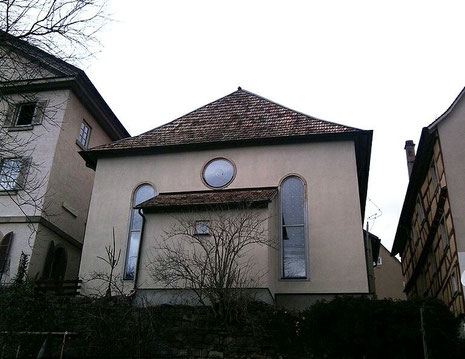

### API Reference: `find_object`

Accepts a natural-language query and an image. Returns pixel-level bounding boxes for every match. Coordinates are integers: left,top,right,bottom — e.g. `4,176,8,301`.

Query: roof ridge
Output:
97,87,361,150
89,88,243,150
240,88,362,131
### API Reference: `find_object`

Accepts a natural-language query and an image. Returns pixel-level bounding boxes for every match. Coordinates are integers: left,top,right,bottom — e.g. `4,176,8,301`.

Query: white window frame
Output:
279,175,308,280
77,120,92,149
195,220,210,235
0,158,24,191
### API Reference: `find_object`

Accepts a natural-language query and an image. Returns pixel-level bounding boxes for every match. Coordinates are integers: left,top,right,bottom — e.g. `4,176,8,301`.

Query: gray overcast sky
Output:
83,0,465,250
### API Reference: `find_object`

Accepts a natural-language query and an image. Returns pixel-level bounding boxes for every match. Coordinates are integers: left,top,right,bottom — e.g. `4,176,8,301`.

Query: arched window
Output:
124,184,156,280
280,176,307,279
50,247,67,280
0,232,13,274
42,241,68,280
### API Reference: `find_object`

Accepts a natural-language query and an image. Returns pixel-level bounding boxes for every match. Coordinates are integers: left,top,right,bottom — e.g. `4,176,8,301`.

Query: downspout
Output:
133,209,147,291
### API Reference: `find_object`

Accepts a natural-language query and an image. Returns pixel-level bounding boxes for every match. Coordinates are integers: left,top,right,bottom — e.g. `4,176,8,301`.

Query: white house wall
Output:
80,140,369,297
0,90,69,217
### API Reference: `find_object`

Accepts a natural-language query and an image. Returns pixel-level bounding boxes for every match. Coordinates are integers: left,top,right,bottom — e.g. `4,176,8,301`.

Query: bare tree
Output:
0,1,108,237
86,228,128,298
147,207,276,320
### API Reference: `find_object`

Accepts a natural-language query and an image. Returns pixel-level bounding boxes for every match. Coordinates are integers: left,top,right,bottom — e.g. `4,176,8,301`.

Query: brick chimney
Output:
404,140,416,177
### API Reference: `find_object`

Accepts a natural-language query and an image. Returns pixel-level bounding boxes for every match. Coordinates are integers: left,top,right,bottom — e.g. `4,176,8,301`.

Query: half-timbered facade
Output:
392,89,465,316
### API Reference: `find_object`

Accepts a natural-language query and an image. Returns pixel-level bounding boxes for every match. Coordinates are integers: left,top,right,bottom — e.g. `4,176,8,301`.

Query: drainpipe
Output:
404,140,416,178
133,209,147,291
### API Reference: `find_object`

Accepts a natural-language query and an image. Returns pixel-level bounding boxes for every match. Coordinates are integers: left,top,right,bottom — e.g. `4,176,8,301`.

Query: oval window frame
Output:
201,157,236,189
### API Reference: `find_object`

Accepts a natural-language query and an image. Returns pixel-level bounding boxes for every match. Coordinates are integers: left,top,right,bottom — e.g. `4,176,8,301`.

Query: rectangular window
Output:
440,216,449,251
77,121,91,149
430,160,439,189
15,102,37,126
416,196,425,224
451,272,458,296
195,220,209,235
0,158,22,191
376,256,383,266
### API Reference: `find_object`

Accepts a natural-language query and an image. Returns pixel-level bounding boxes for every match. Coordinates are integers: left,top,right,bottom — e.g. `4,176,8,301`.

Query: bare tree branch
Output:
147,207,277,321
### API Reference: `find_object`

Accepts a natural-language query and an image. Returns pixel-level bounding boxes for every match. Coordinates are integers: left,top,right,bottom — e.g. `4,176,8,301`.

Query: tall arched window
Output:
280,176,307,279
124,184,156,280
42,241,68,280
0,232,13,274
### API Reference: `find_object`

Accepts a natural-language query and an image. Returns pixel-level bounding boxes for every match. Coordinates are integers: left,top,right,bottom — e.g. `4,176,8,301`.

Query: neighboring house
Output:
374,245,406,300
79,88,373,309
392,88,465,315
0,31,129,283
365,231,405,300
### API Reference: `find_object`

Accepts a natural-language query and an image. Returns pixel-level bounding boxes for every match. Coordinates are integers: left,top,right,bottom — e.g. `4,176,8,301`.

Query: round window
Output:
203,158,235,188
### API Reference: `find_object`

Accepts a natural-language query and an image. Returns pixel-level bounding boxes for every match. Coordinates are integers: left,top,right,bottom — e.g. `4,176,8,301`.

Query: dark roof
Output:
87,88,361,153
136,187,278,212
0,30,130,140
391,128,436,256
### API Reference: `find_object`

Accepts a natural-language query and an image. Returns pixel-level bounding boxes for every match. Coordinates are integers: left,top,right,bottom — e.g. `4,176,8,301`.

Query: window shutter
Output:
3,104,16,127
0,232,14,273
32,101,47,125
15,157,31,190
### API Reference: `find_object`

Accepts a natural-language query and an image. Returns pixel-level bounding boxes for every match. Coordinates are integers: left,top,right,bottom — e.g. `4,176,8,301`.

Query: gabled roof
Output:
81,88,372,222
391,85,465,256
136,187,278,212
87,88,361,153
0,30,129,140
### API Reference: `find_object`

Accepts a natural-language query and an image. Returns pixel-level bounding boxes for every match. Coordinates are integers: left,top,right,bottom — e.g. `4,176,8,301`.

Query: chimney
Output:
404,140,416,177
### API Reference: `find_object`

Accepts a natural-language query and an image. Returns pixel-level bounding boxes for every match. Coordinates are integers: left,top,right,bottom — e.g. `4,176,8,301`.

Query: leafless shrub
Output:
147,206,277,321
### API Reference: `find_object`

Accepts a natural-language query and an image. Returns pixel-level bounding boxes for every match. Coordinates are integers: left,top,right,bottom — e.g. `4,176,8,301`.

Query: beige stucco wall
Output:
1,88,114,283
374,245,406,300
0,90,69,217
44,91,112,242
0,223,38,284
436,104,465,253
79,140,369,296
29,224,81,280
136,208,273,291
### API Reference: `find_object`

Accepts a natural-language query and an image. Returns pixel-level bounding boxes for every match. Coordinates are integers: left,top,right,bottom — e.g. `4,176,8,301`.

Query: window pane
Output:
134,184,156,205
0,159,21,191
282,177,304,225
16,103,36,126
125,231,141,279
131,209,143,230
124,184,156,280
283,226,306,278
203,159,235,188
